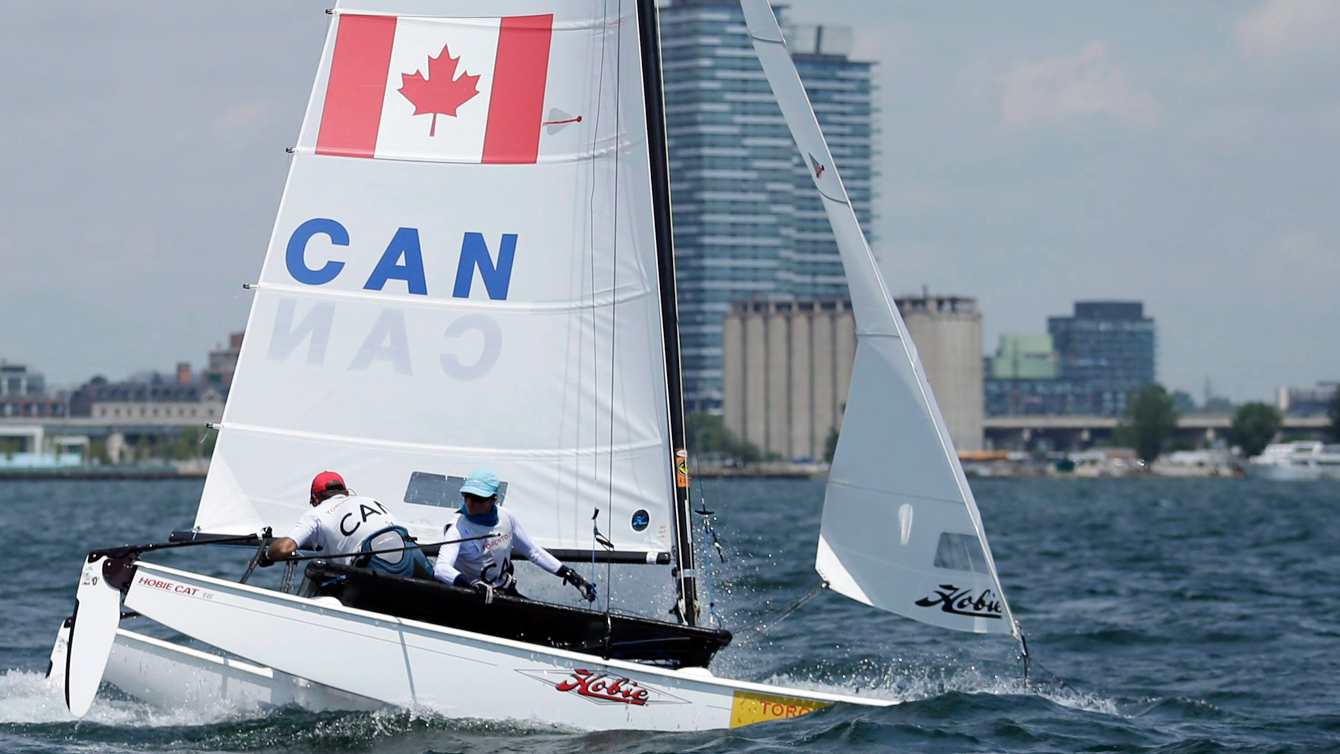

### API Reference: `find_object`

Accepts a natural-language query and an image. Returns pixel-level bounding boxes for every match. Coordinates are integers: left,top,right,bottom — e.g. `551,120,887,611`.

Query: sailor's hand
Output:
257,549,276,568
469,579,496,604
557,566,597,603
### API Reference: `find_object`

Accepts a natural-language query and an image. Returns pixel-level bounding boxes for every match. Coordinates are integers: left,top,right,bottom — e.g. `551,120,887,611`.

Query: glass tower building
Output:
1048,302,1156,416
660,0,876,413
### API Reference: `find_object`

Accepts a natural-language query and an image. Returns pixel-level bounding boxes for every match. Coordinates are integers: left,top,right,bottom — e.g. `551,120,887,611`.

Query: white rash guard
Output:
433,506,563,587
284,494,397,564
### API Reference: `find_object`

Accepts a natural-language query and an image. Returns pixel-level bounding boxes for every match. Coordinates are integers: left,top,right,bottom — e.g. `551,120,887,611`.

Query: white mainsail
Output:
198,1,678,556
741,0,1016,635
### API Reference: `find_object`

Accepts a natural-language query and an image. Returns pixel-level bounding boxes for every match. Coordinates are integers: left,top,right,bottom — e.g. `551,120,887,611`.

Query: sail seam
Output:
825,479,965,507
217,422,665,458
249,282,655,312
332,10,621,32
290,141,631,164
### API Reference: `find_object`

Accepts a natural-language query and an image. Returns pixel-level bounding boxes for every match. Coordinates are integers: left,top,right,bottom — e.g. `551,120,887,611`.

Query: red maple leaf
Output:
397,45,481,137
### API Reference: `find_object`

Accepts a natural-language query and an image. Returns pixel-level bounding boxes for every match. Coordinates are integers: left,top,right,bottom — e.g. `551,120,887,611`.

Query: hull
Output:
49,621,382,713
106,629,383,713
124,562,892,731
305,560,731,668
1247,464,1337,481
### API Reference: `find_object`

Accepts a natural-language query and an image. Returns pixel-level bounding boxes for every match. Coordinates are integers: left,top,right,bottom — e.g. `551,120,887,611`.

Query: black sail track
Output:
635,0,699,626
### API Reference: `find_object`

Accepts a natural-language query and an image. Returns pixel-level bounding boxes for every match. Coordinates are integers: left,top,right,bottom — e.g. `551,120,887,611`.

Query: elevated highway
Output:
984,414,1329,451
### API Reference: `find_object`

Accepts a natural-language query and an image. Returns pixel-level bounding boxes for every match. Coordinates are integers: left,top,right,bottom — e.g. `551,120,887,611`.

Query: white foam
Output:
760,663,1122,717
0,669,259,727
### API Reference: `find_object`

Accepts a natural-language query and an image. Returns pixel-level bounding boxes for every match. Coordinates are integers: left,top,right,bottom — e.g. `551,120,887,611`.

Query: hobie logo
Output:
285,219,516,301
517,669,688,706
914,584,1003,619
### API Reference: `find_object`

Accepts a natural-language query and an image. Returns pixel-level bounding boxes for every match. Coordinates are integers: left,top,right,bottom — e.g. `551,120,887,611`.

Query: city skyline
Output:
2,1,1337,402
663,0,875,412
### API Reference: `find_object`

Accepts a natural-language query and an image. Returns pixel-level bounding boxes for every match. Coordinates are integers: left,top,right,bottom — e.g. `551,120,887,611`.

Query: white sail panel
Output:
741,0,1015,634
199,1,677,554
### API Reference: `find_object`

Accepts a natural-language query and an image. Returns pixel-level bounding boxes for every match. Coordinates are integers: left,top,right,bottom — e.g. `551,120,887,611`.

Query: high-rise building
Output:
1048,301,1156,416
983,334,1077,417
660,0,876,412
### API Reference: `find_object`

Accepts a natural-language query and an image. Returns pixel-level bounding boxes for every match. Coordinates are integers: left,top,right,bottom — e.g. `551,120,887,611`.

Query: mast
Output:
637,0,699,626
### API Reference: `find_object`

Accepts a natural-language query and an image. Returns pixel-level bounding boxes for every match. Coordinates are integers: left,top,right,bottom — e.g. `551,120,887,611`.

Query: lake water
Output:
2,477,1337,753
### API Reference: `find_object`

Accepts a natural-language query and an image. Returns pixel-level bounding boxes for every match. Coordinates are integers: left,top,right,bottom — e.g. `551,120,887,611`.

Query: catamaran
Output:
53,0,1024,731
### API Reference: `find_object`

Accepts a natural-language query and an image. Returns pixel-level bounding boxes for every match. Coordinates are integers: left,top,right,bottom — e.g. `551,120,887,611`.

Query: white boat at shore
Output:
1248,442,1340,480
53,0,1024,731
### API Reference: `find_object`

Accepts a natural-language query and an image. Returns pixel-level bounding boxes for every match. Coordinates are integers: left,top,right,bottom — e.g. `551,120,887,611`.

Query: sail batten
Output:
742,0,1016,636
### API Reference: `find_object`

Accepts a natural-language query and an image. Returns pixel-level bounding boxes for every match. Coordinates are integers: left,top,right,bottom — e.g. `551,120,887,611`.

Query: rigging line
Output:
586,0,611,516
686,420,726,628
737,581,827,645
1012,621,1067,689
603,0,625,631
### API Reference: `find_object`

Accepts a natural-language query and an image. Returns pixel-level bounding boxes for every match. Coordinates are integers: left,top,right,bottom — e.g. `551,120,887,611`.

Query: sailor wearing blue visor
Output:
432,467,596,603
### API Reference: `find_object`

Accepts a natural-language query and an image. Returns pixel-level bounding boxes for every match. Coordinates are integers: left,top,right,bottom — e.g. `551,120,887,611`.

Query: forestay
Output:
198,0,677,556
741,0,1016,635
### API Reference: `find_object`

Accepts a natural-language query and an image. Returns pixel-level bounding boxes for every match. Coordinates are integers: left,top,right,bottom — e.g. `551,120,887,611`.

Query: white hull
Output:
1247,464,1340,481
122,562,891,730
107,629,384,713
1248,442,1340,480
50,621,383,714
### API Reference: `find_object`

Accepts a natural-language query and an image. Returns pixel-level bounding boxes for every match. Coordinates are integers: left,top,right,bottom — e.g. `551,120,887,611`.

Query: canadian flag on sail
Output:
316,14,553,164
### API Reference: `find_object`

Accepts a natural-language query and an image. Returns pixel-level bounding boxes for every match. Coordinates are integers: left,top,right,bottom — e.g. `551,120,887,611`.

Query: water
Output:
3,477,1338,753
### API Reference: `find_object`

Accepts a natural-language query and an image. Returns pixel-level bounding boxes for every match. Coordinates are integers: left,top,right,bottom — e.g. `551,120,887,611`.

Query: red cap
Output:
310,471,346,496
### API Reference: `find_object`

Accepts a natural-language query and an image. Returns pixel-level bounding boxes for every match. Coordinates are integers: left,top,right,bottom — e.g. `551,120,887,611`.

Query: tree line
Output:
1121,384,1340,464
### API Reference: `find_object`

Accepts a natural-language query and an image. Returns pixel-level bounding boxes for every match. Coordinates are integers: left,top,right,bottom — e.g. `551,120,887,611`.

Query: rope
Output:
1014,621,1069,689
738,581,827,644
602,0,624,641
693,485,727,629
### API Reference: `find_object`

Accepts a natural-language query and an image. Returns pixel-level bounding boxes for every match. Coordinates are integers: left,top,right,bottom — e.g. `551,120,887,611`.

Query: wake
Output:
761,663,1122,717
0,668,258,728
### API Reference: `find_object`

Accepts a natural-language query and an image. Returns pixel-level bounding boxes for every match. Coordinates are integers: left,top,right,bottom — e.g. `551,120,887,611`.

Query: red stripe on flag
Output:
482,15,553,165
316,15,397,158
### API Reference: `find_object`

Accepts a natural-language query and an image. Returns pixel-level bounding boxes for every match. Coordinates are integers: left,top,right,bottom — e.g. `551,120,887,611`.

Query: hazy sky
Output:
2,1,1337,402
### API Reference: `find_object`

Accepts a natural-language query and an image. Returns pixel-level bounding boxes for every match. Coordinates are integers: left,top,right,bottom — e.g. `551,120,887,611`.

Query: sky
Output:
1,0,1337,403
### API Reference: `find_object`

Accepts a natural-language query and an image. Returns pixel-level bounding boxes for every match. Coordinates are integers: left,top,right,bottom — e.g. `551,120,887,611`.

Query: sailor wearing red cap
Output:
263,471,430,578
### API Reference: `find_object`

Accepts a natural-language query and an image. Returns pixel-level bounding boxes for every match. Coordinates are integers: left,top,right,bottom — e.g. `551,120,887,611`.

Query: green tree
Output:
170,425,217,460
685,412,763,464
1171,390,1197,414
1228,402,1282,458
1119,384,1179,464
823,427,840,464
1329,386,1340,443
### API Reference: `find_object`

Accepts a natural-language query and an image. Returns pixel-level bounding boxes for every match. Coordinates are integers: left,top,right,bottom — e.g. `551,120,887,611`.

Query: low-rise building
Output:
202,332,244,387
722,291,985,459
69,377,225,425
0,362,69,418
1277,382,1339,416
723,299,857,462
